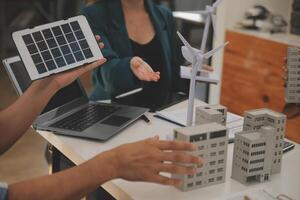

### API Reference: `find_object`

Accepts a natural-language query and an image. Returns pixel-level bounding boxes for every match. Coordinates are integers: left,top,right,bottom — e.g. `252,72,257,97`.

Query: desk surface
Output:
38,100,300,200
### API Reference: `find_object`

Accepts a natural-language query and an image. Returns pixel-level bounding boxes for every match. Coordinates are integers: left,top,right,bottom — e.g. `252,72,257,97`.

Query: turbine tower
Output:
177,0,227,126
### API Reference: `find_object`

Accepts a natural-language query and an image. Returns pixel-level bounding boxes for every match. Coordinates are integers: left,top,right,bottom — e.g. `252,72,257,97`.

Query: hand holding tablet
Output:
13,15,103,80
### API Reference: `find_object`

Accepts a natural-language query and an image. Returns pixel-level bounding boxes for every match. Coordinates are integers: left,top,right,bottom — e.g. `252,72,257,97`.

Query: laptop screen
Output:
9,60,85,115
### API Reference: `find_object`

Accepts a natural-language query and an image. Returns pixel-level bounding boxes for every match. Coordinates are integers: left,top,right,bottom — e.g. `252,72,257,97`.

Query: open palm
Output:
130,57,160,82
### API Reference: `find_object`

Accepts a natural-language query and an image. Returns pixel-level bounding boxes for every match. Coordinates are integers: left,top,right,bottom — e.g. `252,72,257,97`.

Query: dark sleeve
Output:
82,6,140,95
164,8,186,93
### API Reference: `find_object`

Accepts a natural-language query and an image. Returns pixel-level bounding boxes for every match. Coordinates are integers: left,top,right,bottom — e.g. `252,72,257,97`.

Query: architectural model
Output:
243,108,286,174
176,0,228,126
232,126,277,184
195,104,228,126
232,108,287,184
172,122,228,191
285,47,300,103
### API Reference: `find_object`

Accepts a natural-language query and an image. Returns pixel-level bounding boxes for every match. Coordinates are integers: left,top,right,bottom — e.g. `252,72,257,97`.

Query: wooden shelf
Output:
221,30,300,143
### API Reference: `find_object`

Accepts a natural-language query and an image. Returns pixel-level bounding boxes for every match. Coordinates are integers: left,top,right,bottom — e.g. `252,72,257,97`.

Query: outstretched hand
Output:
130,57,160,82
109,136,202,186
35,35,106,91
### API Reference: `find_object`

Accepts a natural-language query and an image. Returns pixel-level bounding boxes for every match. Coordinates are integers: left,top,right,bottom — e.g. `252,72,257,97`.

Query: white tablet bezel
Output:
12,15,103,80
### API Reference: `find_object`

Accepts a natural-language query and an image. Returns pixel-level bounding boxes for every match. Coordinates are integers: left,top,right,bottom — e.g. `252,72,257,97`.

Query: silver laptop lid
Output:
2,56,88,116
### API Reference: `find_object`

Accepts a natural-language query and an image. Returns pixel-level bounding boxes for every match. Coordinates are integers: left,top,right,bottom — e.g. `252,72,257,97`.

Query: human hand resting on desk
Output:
130,56,160,82
99,136,202,186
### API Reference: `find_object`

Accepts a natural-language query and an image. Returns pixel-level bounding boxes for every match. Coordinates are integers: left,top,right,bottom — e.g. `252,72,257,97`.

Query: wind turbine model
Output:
177,32,228,126
177,0,227,126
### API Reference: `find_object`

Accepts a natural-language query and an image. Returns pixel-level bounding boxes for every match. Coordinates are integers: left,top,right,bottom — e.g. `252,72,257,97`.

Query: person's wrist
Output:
32,79,60,98
93,149,120,181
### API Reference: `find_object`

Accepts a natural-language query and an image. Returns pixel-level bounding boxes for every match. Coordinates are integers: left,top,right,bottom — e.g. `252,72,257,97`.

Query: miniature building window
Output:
218,159,224,164
217,176,223,181
210,130,226,139
208,178,214,183
276,144,278,148
267,118,275,123
196,181,202,186
196,172,203,177
249,167,263,172
251,142,266,148
198,145,204,150
217,168,223,172
190,133,207,142
210,161,216,166
219,141,226,146
255,117,264,122
250,158,264,164
209,169,215,174
243,150,249,155
274,160,276,164
188,174,194,179
277,128,280,132
210,152,217,156
251,150,265,156
279,151,282,155
246,116,252,120
211,143,217,148
278,159,281,163
219,150,225,155
187,183,194,188
241,166,247,172
280,135,283,139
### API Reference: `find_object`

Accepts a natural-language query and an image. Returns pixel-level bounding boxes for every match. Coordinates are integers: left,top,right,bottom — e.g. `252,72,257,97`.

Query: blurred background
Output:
0,0,299,188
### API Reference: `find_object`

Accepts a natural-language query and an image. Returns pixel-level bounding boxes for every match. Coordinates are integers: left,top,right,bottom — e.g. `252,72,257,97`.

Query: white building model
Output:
196,105,227,126
172,122,228,191
232,108,287,184
285,47,300,103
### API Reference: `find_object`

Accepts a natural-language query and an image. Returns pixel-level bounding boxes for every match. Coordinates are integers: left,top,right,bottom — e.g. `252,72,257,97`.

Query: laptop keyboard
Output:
50,104,120,132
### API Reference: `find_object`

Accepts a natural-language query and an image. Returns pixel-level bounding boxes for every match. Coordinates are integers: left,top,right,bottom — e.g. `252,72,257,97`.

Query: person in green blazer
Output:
82,0,189,111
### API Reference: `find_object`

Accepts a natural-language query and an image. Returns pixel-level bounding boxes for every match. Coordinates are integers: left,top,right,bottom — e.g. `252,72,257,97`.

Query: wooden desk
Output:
221,30,300,144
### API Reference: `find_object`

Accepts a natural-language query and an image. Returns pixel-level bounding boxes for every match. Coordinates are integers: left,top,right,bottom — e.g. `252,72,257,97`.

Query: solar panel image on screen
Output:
13,16,103,80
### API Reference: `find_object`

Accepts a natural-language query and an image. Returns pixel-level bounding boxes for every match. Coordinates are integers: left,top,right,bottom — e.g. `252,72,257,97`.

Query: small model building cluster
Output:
196,105,227,126
285,47,300,103
231,109,287,184
172,104,228,191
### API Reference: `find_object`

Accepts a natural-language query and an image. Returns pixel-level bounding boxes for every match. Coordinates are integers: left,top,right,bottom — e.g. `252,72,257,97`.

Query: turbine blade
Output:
211,14,217,37
186,10,210,15
213,0,224,8
177,31,196,56
203,41,229,59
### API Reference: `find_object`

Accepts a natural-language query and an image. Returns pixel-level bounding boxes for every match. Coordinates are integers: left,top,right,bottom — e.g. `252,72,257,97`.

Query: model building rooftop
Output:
175,122,226,136
245,108,285,118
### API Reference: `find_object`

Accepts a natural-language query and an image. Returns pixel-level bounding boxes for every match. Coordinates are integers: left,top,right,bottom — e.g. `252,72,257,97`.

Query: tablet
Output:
13,15,103,80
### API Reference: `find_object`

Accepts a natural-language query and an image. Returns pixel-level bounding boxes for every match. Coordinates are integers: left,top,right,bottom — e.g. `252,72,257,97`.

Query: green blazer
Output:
82,0,183,100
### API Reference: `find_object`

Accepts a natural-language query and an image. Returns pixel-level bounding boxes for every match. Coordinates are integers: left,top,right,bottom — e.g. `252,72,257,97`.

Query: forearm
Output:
0,80,59,154
8,150,117,200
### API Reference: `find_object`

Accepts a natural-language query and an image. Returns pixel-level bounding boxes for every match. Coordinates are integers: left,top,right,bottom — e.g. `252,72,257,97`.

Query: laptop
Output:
3,56,149,141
